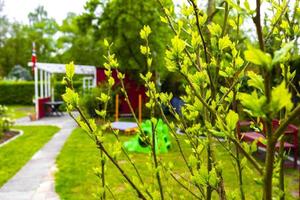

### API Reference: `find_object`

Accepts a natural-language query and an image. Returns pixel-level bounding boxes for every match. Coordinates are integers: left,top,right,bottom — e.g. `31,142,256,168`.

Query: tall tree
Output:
55,13,102,65
79,0,174,81
0,5,59,76
26,6,58,62
0,0,9,76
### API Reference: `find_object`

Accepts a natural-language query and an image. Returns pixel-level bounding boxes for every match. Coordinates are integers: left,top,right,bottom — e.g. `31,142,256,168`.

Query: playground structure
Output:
123,119,171,154
29,43,146,120
29,62,97,119
111,94,143,134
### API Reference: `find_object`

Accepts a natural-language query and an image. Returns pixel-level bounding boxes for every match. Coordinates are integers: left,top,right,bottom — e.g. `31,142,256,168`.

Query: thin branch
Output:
217,62,249,106
253,0,265,51
264,2,289,43
180,71,217,115
105,185,117,200
273,104,300,141
169,172,202,199
156,101,206,197
230,138,263,175
187,0,209,63
156,0,200,71
73,106,147,199
221,1,229,37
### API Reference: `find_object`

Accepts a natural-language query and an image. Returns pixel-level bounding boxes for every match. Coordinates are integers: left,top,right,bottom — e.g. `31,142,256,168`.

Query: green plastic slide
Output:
123,119,171,153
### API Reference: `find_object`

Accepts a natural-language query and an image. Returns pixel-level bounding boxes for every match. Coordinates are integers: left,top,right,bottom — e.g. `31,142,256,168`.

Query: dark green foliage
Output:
0,82,34,105
161,72,185,96
0,6,58,77
79,0,173,82
7,65,32,80
55,13,102,66
80,83,116,118
0,81,81,105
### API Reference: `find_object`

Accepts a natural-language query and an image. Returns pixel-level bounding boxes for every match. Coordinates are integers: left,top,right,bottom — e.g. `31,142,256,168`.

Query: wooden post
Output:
115,94,119,122
138,94,142,123
34,67,39,119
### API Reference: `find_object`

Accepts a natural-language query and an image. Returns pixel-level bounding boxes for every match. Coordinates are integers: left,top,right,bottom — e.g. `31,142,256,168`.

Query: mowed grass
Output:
0,125,59,186
56,128,299,200
6,105,34,119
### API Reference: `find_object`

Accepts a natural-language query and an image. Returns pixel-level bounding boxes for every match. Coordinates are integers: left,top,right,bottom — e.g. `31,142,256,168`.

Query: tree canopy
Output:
76,0,174,81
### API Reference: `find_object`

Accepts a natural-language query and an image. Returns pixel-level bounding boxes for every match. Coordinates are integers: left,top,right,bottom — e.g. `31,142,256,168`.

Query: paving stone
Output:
0,114,76,200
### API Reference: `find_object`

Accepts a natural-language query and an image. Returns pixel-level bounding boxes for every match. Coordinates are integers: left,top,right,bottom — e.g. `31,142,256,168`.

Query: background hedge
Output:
0,81,82,105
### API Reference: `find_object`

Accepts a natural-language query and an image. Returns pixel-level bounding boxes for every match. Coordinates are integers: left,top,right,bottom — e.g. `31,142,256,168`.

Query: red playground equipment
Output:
237,119,299,168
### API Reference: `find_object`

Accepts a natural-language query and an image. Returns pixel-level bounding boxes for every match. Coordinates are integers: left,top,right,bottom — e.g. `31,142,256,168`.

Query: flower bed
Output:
0,129,21,147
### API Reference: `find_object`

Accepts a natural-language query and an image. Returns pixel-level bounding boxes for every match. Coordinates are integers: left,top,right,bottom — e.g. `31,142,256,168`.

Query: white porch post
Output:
44,71,48,97
51,73,54,101
34,67,39,119
83,78,86,92
47,72,51,98
40,69,44,98
93,67,97,87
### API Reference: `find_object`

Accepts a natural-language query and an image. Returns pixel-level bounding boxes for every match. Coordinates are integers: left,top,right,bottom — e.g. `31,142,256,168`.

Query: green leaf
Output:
198,166,209,185
209,129,226,137
147,58,152,67
171,36,186,54
160,16,168,23
272,41,294,65
140,25,151,40
103,39,109,47
208,168,219,187
117,72,125,80
191,31,201,47
241,157,247,169
140,45,149,55
270,82,293,113
208,23,222,36
244,48,272,70
65,61,75,79
97,93,110,103
218,35,232,51
250,140,258,153
239,91,266,117
198,13,207,26
62,88,79,107
78,120,91,134
108,77,114,87
247,71,264,93
95,109,106,118
226,110,239,131
89,119,97,132
140,45,147,55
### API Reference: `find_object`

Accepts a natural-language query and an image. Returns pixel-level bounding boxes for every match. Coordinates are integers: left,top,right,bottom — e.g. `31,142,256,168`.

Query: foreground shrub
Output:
63,1,300,199
80,83,116,118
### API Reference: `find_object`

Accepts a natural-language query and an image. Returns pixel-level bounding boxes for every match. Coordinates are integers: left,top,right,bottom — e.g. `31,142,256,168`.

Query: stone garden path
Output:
0,114,76,200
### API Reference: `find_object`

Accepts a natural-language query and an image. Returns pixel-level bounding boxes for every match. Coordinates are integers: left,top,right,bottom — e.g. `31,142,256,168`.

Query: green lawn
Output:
56,128,299,200
0,125,59,186
6,105,34,119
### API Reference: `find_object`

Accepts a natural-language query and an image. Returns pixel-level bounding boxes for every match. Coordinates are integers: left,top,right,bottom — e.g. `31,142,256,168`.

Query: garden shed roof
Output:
28,62,96,75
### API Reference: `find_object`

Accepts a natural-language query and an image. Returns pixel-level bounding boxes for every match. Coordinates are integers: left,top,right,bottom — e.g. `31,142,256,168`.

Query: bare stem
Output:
73,106,147,199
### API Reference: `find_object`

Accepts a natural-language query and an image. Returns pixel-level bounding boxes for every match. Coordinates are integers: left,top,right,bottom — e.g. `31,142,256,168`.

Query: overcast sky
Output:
1,0,186,24
2,0,258,24
2,0,88,24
